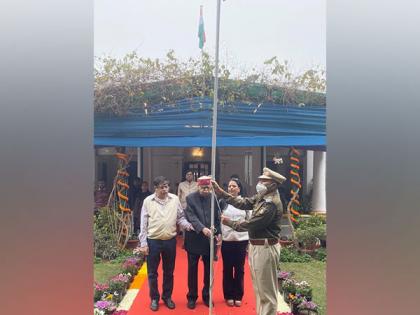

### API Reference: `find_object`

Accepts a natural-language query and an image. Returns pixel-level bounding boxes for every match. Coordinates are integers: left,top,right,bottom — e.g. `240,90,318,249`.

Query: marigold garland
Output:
287,147,302,228
106,151,133,248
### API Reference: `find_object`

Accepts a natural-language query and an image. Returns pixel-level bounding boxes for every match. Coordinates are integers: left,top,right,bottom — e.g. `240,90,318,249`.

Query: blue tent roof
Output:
94,98,326,150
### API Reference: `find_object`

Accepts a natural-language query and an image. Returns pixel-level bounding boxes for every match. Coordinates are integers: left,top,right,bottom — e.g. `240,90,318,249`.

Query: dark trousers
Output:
146,237,176,301
186,252,210,302
221,240,248,300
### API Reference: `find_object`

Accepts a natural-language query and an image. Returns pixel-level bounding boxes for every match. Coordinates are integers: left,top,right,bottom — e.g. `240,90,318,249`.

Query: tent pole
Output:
209,1,221,314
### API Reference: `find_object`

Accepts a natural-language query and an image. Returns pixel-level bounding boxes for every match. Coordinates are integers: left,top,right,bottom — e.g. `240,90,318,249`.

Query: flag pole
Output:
209,0,221,314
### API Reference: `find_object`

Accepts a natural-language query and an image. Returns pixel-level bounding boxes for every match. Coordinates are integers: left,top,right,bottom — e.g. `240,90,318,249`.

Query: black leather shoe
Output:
163,298,176,309
150,299,159,311
187,299,196,309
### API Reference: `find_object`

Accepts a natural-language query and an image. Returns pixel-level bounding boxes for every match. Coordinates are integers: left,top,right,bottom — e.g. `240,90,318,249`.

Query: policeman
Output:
212,167,286,315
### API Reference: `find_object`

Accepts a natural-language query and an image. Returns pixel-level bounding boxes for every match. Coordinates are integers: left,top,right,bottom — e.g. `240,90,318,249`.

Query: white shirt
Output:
221,204,250,241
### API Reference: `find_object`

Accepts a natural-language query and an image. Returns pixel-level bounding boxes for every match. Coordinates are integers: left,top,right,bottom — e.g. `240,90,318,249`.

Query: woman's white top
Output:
221,204,250,241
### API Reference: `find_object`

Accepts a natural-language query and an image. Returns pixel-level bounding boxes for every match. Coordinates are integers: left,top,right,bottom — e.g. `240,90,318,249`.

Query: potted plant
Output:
296,227,321,254
279,235,295,247
282,279,297,302
277,271,292,293
94,300,117,315
288,293,304,314
122,257,140,276
109,273,131,297
295,281,313,300
94,282,110,302
125,233,139,249
297,299,319,314
315,224,326,248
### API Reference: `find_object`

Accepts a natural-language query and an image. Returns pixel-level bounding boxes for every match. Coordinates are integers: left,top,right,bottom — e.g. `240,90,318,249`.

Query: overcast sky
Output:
95,0,325,73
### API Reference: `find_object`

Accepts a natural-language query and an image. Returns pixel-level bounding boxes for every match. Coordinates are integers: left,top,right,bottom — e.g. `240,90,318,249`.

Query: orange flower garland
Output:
289,148,301,223
115,153,131,213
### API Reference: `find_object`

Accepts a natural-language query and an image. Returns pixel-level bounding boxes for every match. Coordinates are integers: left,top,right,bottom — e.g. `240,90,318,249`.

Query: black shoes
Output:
150,299,159,311
163,298,176,309
187,299,196,309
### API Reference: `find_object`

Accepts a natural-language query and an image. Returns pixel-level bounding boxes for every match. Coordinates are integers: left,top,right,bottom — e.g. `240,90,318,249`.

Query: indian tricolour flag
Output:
198,5,206,49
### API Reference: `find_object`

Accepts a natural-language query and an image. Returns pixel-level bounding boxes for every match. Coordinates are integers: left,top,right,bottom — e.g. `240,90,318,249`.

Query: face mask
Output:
256,183,268,194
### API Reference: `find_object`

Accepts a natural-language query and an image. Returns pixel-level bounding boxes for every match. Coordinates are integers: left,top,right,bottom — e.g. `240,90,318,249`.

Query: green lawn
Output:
94,261,123,284
281,261,326,315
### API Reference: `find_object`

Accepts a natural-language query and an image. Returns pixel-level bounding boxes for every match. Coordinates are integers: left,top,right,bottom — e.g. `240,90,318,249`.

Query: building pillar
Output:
312,151,327,214
137,148,141,178
304,150,314,195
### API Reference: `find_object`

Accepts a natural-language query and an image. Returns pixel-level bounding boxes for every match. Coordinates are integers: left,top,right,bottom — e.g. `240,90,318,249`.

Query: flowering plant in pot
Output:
94,282,110,302
297,299,318,314
282,279,297,302
94,300,117,315
277,271,293,293
109,273,131,293
288,293,304,314
295,280,313,300
122,257,140,275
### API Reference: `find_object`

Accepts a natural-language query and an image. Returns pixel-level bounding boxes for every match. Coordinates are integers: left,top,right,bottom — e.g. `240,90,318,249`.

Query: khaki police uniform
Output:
218,167,285,315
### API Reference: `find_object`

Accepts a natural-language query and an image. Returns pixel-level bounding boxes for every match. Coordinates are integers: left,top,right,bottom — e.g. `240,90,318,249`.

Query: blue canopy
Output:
94,98,326,150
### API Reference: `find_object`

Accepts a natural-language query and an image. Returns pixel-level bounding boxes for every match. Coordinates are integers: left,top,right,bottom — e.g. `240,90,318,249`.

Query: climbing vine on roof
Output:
94,50,326,116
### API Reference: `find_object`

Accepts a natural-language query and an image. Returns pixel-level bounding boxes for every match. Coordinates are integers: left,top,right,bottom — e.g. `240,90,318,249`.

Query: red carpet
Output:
128,237,256,315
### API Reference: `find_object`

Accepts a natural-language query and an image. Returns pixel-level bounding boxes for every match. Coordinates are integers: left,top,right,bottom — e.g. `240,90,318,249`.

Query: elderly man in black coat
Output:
184,176,222,309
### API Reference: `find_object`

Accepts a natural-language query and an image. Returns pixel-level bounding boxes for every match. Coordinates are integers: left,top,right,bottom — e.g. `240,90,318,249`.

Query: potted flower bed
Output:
282,279,297,303
297,299,319,314
281,278,315,315
94,300,117,315
296,227,321,255
288,293,305,314
122,257,141,276
277,271,293,293
109,273,132,297
295,280,312,300
94,253,145,314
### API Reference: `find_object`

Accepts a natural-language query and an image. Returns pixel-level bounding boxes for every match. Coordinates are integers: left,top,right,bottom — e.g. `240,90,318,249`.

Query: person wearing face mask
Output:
220,178,250,307
212,167,286,315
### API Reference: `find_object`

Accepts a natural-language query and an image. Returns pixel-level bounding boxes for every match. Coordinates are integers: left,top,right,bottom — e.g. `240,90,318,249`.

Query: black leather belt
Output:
249,238,278,246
